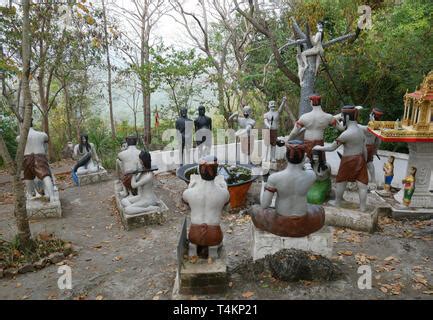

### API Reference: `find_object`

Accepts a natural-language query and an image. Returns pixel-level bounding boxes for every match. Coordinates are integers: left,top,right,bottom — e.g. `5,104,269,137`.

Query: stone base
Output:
324,205,379,233
173,248,228,298
78,169,110,186
114,181,168,231
251,222,333,261
26,190,62,220
374,190,433,220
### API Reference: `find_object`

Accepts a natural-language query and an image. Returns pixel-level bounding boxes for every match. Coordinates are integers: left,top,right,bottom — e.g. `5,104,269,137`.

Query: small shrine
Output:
369,71,433,217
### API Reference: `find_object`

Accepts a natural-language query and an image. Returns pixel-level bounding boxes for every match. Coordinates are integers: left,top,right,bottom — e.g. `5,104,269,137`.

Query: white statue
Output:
298,21,324,85
288,95,342,163
117,136,142,197
264,97,287,162
72,134,101,175
251,140,325,237
229,106,256,163
121,151,159,215
182,156,230,259
17,121,55,202
313,106,369,212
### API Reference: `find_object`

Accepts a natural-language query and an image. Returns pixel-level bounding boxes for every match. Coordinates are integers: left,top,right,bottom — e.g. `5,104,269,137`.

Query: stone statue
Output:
250,140,325,237
313,106,369,212
72,134,101,176
307,149,332,205
288,95,341,163
383,156,395,194
182,156,230,259
297,21,324,85
359,108,384,188
121,150,160,215
402,166,417,207
176,107,193,166
17,121,55,203
229,105,256,163
194,104,212,160
116,136,142,197
264,97,287,163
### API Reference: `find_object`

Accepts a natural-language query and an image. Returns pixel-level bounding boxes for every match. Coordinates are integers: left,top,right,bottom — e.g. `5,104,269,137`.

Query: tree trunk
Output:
63,83,72,141
102,0,116,140
42,112,54,161
141,24,151,146
13,0,33,249
298,55,317,116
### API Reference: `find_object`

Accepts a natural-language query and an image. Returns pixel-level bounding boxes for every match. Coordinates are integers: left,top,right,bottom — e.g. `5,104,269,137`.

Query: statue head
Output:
317,21,324,32
309,95,321,107
341,105,359,126
198,105,206,116
198,155,219,181
80,134,89,145
285,140,305,164
243,105,252,118
410,166,417,177
388,155,395,164
370,108,384,121
268,101,276,111
139,150,152,170
180,108,188,118
126,136,138,147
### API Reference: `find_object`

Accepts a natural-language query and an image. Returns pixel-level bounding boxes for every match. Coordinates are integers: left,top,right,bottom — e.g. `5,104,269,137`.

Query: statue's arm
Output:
278,96,287,113
228,113,238,122
288,119,304,140
313,141,340,153
260,176,277,209
264,116,270,129
131,173,153,188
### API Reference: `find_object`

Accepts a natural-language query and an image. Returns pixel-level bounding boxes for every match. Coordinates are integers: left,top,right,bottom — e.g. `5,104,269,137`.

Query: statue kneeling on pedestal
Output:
182,156,230,259
250,140,325,237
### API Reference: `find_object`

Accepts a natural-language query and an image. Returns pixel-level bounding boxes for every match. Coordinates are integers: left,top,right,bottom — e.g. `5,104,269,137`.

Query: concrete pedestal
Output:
78,169,110,186
251,222,333,261
114,181,168,231
26,189,62,219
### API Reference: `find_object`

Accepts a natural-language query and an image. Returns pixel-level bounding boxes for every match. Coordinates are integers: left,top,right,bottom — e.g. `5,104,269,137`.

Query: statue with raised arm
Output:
176,107,193,166
17,119,55,203
313,106,369,212
194,104,212,160
182,156,230,259
229,105,256,163
250,140,325,237
117,136,142,197
264,97,286,163
71,134,102,184
121,151,160,215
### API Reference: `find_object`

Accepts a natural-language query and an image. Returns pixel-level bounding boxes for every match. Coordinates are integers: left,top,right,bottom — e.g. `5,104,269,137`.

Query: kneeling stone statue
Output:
251,140,325,237
182,156,230,259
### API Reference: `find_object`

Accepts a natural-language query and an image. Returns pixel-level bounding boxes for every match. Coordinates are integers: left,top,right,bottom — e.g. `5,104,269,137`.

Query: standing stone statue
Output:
17,120,55,202
288,95,340,163
264,97,287,163
229,106,256,164
402,166,417,207
383,156,395,194
176,108,193,166
194,104,212,160
182,156,230,259
250,140,325,237
359,108,384,188
313,106,369,212
121,151,159,215
72,134,101,176
117,136,142,197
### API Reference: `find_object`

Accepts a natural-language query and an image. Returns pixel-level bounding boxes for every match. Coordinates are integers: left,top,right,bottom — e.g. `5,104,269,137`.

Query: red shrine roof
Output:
406,91,433,101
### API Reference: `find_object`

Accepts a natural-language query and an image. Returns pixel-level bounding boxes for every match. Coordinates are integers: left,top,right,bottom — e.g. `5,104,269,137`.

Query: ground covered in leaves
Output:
0,163,432,300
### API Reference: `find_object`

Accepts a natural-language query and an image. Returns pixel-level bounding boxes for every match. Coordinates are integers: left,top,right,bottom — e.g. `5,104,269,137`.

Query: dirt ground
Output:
0,164,432,300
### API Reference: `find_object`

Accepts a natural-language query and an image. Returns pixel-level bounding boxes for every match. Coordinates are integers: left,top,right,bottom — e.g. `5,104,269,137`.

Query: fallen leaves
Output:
337,250,353,257
241,291,254,299
355,253,377,265
378,282,403,295
95,295,104,300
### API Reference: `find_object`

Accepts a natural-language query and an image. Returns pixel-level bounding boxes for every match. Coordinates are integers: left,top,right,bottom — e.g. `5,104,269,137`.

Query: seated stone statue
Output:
117,136,142,197
307,149,332,205
182,156,230,259
250,140,325,237
17,120,55,203
72,134,102,176
121,151,160,215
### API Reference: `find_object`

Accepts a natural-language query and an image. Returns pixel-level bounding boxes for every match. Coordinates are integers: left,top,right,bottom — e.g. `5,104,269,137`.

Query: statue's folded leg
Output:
250,205,325,238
